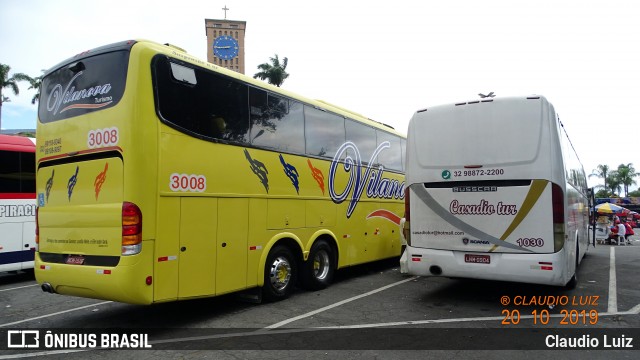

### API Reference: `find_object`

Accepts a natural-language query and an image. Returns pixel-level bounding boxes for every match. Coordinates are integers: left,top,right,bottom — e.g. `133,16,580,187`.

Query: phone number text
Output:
454,169,504,177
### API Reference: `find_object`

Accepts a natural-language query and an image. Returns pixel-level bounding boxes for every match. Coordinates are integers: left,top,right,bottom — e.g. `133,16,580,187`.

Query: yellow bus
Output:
35,40,406,304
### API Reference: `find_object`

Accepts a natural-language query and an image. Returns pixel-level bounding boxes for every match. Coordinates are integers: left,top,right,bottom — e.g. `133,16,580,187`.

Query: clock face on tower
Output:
213,35,239,60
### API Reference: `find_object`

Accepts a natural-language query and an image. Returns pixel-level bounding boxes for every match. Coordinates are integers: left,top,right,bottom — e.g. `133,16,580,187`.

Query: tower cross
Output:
222,5,229,19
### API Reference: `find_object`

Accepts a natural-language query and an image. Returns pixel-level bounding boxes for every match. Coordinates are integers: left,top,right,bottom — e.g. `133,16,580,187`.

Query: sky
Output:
1,0,639,189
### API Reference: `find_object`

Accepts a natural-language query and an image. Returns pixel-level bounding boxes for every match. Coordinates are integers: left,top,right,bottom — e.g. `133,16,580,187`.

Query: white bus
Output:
0,134,37,272
400,95,590,288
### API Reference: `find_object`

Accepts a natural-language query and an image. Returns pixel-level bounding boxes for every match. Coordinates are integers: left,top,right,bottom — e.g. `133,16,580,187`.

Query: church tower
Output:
205,6,246,74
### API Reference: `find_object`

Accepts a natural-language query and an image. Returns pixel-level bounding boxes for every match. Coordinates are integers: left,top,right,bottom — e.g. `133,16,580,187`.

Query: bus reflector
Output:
122,202,142,255
539,261,553,270
146,276,152,285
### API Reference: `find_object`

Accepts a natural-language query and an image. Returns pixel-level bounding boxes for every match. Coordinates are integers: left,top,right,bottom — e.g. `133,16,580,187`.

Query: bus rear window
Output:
414,102,542,167
39,50,129,123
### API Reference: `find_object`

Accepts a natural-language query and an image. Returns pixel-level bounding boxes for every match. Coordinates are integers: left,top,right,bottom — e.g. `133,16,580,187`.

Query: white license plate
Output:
65,255,85,265
464,254,490,264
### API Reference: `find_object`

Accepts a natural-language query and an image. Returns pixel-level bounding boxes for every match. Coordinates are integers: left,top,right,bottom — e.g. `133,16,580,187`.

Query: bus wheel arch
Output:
301,235,338,291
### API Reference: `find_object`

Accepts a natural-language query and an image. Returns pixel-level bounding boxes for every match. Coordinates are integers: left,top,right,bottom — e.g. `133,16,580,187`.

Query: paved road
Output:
1,237,638,359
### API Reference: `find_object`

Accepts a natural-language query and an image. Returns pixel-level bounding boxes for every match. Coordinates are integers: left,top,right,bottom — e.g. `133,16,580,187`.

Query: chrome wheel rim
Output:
313,250,330,281
269,256,292,292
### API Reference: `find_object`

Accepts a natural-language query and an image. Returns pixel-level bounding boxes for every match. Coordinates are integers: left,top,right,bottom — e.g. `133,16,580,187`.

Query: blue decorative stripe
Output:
0,250,35,265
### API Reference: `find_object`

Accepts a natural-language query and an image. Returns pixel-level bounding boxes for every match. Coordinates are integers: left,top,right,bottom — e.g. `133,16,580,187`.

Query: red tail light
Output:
403,186,411,246
122,202,142,255
551,183,564,224
551,183,565,252
404,187,411,222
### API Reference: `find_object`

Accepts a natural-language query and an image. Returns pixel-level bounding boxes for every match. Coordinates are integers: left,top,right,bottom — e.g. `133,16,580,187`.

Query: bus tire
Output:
262,245,297,302
301,239,336,291
566,241,579,289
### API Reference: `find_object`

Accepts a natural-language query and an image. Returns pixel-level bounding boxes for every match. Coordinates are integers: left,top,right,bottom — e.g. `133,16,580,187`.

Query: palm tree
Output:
616,163,639,197
607,170,622,196
253,54,289,87
589,164,610,192
0,64,33,129
28,70,45,104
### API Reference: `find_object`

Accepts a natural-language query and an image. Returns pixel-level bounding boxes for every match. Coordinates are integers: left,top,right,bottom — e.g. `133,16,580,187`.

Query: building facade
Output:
205,18,246,74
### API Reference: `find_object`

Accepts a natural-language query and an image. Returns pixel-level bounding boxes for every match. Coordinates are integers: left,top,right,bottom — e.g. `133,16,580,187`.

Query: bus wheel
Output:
262,245,296,302
566,242,579,289
301,240,335,290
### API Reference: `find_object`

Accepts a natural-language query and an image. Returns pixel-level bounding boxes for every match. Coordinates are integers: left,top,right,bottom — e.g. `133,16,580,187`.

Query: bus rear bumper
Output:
401,246,570,286
34,251,154,305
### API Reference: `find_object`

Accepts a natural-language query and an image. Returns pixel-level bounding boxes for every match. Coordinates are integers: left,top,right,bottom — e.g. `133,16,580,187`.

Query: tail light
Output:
35,207,40,252
551,183,565,252
403,186,411,245
122,202,142,255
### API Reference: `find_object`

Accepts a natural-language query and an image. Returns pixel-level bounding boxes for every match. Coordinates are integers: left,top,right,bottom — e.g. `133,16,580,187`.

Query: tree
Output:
253,54,289,87
589,164,610,193
595,188,612,198
28,70,45,104
616,163,639,197
0,64,33,129
606,170,622,196
628,189,640,197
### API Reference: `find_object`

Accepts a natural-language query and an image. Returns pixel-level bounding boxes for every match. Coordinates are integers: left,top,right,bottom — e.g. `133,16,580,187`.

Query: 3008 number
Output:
169,173,206,192
88,127,118,149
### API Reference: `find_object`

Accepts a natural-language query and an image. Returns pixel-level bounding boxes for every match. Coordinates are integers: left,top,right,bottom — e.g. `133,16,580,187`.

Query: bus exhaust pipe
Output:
41,283,55,294
429,266,442,276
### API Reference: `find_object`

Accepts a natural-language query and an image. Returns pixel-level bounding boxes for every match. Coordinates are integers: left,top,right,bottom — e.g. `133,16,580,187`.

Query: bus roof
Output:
0,134,36,152
43,39,405,138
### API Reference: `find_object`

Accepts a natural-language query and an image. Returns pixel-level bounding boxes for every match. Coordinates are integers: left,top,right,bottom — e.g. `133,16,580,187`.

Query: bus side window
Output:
20,152,35,193
155,57,250,144
0,150,21,192
401,138,407,172
249,87,304,153
198,72,249,143
375,131,403,172
0,150,33,193
304,106,345,159
345,119,376,163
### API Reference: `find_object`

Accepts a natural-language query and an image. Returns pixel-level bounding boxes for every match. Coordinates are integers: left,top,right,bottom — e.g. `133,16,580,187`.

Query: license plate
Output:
465,254,490,264
65,255,85,265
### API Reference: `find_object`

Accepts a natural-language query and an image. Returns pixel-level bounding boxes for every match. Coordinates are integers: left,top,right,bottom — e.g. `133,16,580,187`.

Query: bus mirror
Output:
68,61,85,73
